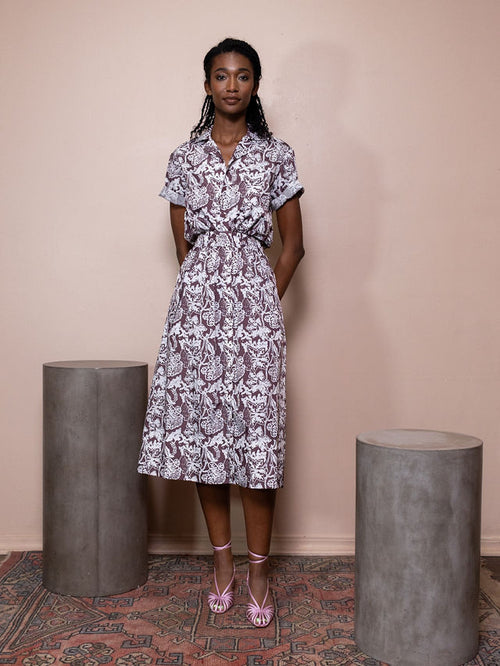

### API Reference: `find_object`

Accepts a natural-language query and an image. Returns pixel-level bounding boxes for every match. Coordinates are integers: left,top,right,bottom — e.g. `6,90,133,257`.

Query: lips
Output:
224,97,240,104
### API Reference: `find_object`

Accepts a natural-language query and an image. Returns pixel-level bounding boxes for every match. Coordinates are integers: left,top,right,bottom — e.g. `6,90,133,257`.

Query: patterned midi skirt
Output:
137,230,286,489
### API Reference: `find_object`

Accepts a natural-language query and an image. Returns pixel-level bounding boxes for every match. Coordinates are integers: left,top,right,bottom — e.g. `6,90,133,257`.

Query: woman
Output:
138,38,304,627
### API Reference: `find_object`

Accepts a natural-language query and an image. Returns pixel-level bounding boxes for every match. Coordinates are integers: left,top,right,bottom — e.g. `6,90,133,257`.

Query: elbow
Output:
288,244,304,268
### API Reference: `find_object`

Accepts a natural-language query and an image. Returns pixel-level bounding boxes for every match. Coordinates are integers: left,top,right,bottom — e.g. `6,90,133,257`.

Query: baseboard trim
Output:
480,538,500,556
146,534,356,556
1,535,500,556
147,535,500,557
0,536,43,554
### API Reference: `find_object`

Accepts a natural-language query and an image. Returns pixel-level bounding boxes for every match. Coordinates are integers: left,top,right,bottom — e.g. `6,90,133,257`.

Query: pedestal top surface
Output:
357,428,482,451
44,360,147,369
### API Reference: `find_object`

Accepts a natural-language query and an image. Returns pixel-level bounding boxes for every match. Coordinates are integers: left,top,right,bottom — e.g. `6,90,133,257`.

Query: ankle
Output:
248,553,269,582
214,549,233,571
249,561,268,580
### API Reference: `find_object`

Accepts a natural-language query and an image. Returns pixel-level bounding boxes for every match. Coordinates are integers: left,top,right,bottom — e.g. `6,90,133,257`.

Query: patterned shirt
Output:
159,128,304,248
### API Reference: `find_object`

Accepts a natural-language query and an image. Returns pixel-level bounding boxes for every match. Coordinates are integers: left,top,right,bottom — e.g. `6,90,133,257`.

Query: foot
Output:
208,541,235,614
246,551,274,627
248,556,269,605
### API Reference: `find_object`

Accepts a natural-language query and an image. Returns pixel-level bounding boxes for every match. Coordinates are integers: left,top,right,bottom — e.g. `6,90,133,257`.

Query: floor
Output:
0,552,498,664
487,556,500,582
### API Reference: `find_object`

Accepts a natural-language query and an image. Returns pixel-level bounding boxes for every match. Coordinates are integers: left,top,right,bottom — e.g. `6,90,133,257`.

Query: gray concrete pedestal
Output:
43,360,149,596
355,429,482,666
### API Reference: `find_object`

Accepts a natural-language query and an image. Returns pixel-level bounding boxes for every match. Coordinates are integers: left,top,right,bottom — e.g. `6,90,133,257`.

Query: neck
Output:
211,114,248,145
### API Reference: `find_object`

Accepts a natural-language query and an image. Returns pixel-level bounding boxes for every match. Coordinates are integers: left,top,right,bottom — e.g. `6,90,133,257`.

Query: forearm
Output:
176,241,192,266
170,203,191,266
274,245,305,299
274,196,305,299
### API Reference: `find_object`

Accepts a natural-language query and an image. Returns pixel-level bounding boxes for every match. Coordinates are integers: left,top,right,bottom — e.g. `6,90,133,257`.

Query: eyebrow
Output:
213,67,251,73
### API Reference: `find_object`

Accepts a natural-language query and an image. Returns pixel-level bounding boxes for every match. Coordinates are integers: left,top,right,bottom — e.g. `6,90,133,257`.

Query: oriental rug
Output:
0,552,499,665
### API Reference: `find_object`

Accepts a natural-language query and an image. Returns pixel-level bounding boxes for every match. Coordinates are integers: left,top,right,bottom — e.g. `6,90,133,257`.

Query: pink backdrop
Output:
1,0,499,554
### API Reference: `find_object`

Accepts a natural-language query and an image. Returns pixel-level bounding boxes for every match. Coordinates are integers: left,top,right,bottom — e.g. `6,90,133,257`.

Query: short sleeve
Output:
158,146,186,206
270,142,304,211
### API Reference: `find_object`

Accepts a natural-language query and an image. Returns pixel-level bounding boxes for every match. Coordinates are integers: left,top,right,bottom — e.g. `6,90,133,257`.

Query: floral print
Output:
137,129,303,488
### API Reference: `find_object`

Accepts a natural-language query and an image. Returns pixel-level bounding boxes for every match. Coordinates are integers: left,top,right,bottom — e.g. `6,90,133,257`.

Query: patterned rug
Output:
0,552,499,665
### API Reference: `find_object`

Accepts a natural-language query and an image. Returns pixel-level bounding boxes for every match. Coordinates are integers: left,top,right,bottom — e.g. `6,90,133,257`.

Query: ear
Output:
204,80,212,96
252,80,259,96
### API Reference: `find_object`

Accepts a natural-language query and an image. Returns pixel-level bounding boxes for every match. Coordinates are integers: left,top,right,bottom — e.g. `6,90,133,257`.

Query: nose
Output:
226,75,239,92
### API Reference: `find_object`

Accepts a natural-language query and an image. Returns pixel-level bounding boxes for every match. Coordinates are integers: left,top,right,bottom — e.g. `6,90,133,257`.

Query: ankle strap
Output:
212,540,231,552
248,549,268,563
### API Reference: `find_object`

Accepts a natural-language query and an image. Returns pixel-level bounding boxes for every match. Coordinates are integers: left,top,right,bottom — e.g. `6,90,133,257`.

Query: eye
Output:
215,74,226,81
239,74,249,81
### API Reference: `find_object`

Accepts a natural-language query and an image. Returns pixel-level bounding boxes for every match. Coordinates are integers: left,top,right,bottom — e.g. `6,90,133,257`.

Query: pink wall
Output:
1,0,499,554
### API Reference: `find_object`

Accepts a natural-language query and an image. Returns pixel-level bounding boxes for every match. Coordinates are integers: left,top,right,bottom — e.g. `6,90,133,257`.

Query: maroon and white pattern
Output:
137,129,303,488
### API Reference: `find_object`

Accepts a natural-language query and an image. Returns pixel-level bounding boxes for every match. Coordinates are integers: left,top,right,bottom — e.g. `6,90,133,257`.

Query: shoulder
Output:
257,135,296,162
172,128,209,153
248,135,297,170
167,137,206,177
169,138,194,160
269,135,294,150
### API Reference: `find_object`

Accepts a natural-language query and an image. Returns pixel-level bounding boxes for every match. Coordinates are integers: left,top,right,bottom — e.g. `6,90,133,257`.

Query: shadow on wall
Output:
144,40,395,552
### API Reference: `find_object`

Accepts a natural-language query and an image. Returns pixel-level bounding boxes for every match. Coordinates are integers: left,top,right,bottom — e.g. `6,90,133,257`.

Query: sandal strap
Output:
246,569,274,627
208,541,235,614
248,549,268,563
211,564,235,598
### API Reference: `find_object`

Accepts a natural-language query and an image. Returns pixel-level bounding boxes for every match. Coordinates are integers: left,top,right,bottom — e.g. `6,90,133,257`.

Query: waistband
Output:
193,230,264,249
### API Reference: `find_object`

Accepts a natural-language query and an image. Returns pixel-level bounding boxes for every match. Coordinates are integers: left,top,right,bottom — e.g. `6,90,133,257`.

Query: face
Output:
204,51,259,117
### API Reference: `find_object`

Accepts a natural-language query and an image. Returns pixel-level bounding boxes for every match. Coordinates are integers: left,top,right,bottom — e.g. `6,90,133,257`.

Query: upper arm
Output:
270,142,304,211
160,146,187,207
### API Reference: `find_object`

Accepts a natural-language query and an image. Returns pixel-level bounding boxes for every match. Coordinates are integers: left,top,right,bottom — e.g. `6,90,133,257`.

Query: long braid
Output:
191,38,272,140
246,94,271,138
190,95,215,139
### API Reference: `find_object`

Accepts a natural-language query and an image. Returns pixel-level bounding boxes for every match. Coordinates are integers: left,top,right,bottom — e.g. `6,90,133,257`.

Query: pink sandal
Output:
246,550,274,627
207,540,235,614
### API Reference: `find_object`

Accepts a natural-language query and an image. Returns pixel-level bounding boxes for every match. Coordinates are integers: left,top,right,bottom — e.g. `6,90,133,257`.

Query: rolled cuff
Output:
271,181,304,211
159,185,186,207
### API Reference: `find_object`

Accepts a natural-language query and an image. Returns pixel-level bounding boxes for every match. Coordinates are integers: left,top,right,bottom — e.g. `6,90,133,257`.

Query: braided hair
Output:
191,38,272,140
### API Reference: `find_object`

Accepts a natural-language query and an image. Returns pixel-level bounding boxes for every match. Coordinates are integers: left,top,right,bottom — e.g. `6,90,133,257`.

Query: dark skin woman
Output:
138,38,304,627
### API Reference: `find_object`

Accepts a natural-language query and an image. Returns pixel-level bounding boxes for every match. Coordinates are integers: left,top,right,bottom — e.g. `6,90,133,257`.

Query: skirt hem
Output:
137,467,284,490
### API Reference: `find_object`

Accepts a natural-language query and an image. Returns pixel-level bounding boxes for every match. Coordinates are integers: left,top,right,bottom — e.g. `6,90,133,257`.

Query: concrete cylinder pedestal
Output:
355,429,482,666
43,360,149,596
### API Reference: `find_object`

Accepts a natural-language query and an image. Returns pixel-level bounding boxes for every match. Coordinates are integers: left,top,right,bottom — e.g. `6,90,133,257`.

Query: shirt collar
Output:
192,128,212,144
192,126,261,147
